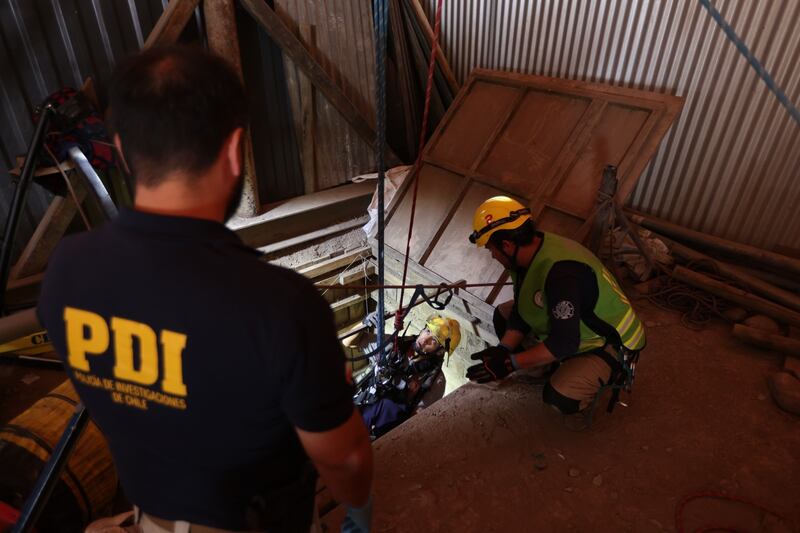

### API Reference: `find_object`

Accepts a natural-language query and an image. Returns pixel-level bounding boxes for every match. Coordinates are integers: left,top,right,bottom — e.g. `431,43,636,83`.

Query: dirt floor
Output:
4,299,798,532
326,299,800,532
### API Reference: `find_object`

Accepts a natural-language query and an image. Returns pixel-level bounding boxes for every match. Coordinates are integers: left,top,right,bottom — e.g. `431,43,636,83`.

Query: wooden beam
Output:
733,324,800,355
239,0,394,160
144,0,200,49
204,0,260,216
298,247,371,280
298,23,317,194
330,293,368,313
317,265,376,289
10,177,87,281
672,266,800,328
628,210,800,278
408,0,460,95
258,217,367,257
230,181,373,248
662,235,800,313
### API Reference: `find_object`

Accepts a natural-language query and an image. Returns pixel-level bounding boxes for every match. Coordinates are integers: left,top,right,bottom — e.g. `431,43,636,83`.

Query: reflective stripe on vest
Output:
513,232,646,352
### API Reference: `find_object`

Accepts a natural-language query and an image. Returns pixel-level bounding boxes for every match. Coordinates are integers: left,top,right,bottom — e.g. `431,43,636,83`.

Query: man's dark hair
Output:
108,45,248,186
487,219,537,248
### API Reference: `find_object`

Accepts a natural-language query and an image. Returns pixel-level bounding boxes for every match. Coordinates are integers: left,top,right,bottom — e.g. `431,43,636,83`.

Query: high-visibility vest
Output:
511,232,646,352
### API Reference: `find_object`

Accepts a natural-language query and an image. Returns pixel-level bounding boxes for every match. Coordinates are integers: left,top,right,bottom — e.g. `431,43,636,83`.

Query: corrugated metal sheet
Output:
1,0,310,236
237,3,305,203
274,0,377,191
424,0,800,250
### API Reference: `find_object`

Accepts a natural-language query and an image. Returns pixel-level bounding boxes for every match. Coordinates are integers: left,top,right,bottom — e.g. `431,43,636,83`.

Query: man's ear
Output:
225,127,244,178
113,134,132,175
501,239,516,254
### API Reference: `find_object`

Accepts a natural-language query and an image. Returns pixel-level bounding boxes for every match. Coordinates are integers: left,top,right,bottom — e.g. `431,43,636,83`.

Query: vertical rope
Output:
373,0,389,360
398,0,445,315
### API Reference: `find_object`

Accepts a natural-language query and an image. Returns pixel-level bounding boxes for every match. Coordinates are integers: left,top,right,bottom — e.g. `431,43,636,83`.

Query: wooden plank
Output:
4,273,43,310
426,81,519,169
331,293,367,313
298,247,371,280
204,0,260,215
408,0,460,96
144,0,199,49
672,266,800,328
10,177,87,281
662,235,800,313
628,210,800,278
317,265,376,289
298,23,317,194
733,324,800,355
476,89,591,199
258,217,367,257
384,165,465,259
239,0,394,161
230,181,373,248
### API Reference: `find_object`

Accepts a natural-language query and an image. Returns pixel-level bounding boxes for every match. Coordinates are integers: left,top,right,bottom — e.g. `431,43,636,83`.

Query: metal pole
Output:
0,105,54,315
373,0,388,363
68,147,119,219
11,405,89,533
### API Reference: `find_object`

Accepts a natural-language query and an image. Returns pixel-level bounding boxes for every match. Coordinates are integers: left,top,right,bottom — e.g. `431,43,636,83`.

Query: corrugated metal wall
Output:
0,0,188,260
274,0,377,191
0,0,310,245
423,0,800,250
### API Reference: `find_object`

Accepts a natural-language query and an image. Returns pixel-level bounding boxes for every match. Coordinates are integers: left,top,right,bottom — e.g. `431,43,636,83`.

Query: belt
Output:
137,509,258,533
591,345,640,413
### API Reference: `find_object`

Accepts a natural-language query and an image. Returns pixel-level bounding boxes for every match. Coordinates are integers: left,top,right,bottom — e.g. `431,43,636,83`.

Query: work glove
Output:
466,346,515,383
362,311,383,331
341,495,372,533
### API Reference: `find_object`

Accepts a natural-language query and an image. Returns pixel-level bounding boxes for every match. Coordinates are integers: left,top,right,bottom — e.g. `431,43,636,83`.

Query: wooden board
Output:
384,69,683,306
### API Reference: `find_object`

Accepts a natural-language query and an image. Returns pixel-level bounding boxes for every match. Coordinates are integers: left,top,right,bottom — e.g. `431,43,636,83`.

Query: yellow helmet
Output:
425,314,461,354
469,196,531,247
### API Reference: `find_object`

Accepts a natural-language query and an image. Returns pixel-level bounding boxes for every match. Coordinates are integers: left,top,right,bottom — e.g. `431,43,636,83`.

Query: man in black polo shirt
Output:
37,45,373,532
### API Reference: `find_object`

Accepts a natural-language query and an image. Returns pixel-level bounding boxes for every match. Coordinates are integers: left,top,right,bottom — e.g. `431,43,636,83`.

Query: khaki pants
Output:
549,354,612,411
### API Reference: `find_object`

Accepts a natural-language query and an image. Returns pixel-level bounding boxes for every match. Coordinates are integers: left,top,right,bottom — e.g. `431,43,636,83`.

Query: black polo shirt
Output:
37,209,354,529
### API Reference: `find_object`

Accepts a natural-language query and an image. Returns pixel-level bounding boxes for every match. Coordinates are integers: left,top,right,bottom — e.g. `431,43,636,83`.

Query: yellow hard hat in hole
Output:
469,196,531,247
425,314,461,354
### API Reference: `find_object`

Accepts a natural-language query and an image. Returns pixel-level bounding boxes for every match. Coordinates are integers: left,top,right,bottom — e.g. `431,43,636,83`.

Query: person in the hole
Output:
355,314,461,438
465,196,645,421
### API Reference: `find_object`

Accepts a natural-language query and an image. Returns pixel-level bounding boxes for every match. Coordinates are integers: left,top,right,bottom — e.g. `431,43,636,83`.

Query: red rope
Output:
397,0,445,322
675,491,788,533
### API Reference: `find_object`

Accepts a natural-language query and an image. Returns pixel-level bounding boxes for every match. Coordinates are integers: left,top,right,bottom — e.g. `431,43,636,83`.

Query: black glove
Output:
466,346,515,383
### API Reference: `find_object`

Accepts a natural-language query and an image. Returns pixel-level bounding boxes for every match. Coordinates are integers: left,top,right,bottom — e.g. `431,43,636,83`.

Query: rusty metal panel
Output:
274,0,377,191
384,69,682,303
424,0,800,250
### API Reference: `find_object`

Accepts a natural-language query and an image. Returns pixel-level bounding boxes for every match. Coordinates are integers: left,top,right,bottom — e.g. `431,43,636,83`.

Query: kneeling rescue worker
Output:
465,196,645,417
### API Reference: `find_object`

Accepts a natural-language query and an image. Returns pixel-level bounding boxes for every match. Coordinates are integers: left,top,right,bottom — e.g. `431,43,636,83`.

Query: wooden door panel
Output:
385,165,464,261
427,81,521,170
478,90,591,198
